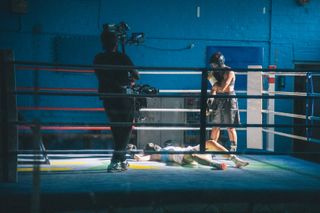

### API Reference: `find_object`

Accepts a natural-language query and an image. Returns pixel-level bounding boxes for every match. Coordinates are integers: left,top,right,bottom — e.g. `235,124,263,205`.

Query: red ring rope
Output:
18,126,111,131
16,66,94,73
17,87,97,92
17,107,104,111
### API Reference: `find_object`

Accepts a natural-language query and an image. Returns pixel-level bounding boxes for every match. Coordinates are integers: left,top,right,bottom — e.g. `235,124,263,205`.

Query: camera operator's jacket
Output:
94,51,138,95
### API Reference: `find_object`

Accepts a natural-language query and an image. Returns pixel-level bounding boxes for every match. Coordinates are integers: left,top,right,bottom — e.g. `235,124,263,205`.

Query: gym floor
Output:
1,155,320,212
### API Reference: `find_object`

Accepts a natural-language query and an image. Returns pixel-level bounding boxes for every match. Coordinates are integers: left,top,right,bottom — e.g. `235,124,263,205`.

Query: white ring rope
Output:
262,129,307,141
263,129,320,143
262,72,307,77
159,89,202,93
262,111,320,122
140,71,314,77
262,91,307,96
140,108,247,113
17,158,48,162
140,71,201,75
134,127,246,131
139,71,248,75
262,110,306,119
159,90,247,93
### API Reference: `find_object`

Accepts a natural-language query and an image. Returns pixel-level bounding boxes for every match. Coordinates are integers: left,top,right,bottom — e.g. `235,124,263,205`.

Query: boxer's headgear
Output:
210,52,225,67
100,26,118,51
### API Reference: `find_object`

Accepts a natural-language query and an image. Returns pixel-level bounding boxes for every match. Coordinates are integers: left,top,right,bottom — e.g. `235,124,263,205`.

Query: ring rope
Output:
18,106,317,121
17,66,314,78
139,108,247,112
133,127,247,131
262,91,307,96
13,121,320,128
17,87,97,92
159,89,247,93
17,87,248,94
14,60,320,72
13,149,320,155
262,129,307,141
261,110,306,119
14,90,320,99
16,66,94,73
139,71,202,75
19,105,317,121
18,125,247,131
262,129,320,144
17,106,248,113
19,125,111,131
15,66,246,75
18,107,105,111
263,126,320,144
262,111,320,122
17,87,315,98
18,154,112,157
262,72,308,76
127,71,248,75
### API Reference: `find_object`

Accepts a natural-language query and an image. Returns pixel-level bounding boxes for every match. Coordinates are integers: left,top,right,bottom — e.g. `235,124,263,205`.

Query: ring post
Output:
306,72,312,142
266,65,276,151
247,65,263,149
0,50,18,182
199,69,208,152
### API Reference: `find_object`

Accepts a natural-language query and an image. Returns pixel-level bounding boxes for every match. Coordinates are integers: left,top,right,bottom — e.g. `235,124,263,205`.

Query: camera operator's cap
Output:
100,29,118,51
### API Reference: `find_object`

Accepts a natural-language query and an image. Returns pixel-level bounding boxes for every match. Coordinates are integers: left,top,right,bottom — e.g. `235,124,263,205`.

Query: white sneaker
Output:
230,155,249,168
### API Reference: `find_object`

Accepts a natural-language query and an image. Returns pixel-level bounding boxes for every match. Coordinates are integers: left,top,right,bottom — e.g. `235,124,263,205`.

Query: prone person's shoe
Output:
230,155,249,168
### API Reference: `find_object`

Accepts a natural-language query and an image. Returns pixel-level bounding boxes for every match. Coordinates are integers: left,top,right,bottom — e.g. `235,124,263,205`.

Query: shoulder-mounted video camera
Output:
103,22,144,45
103,22,129,40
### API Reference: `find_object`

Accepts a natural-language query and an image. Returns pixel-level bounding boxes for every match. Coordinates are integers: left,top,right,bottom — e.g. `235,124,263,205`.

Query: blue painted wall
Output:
1,0,320,151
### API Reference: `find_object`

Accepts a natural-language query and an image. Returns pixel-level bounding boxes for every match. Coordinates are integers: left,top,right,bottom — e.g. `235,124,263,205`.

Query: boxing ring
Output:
1,50,320,212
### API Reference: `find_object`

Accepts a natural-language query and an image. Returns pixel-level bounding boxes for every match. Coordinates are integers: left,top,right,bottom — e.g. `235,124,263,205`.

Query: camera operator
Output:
93,26,139,173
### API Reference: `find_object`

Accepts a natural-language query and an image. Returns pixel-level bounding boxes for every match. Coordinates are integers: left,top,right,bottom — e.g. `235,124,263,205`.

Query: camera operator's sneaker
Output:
107,160,128,173
230,155,249,168
121,160,129,170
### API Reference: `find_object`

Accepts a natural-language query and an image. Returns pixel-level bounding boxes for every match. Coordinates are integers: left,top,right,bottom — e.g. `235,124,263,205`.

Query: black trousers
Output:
103,96,134,162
